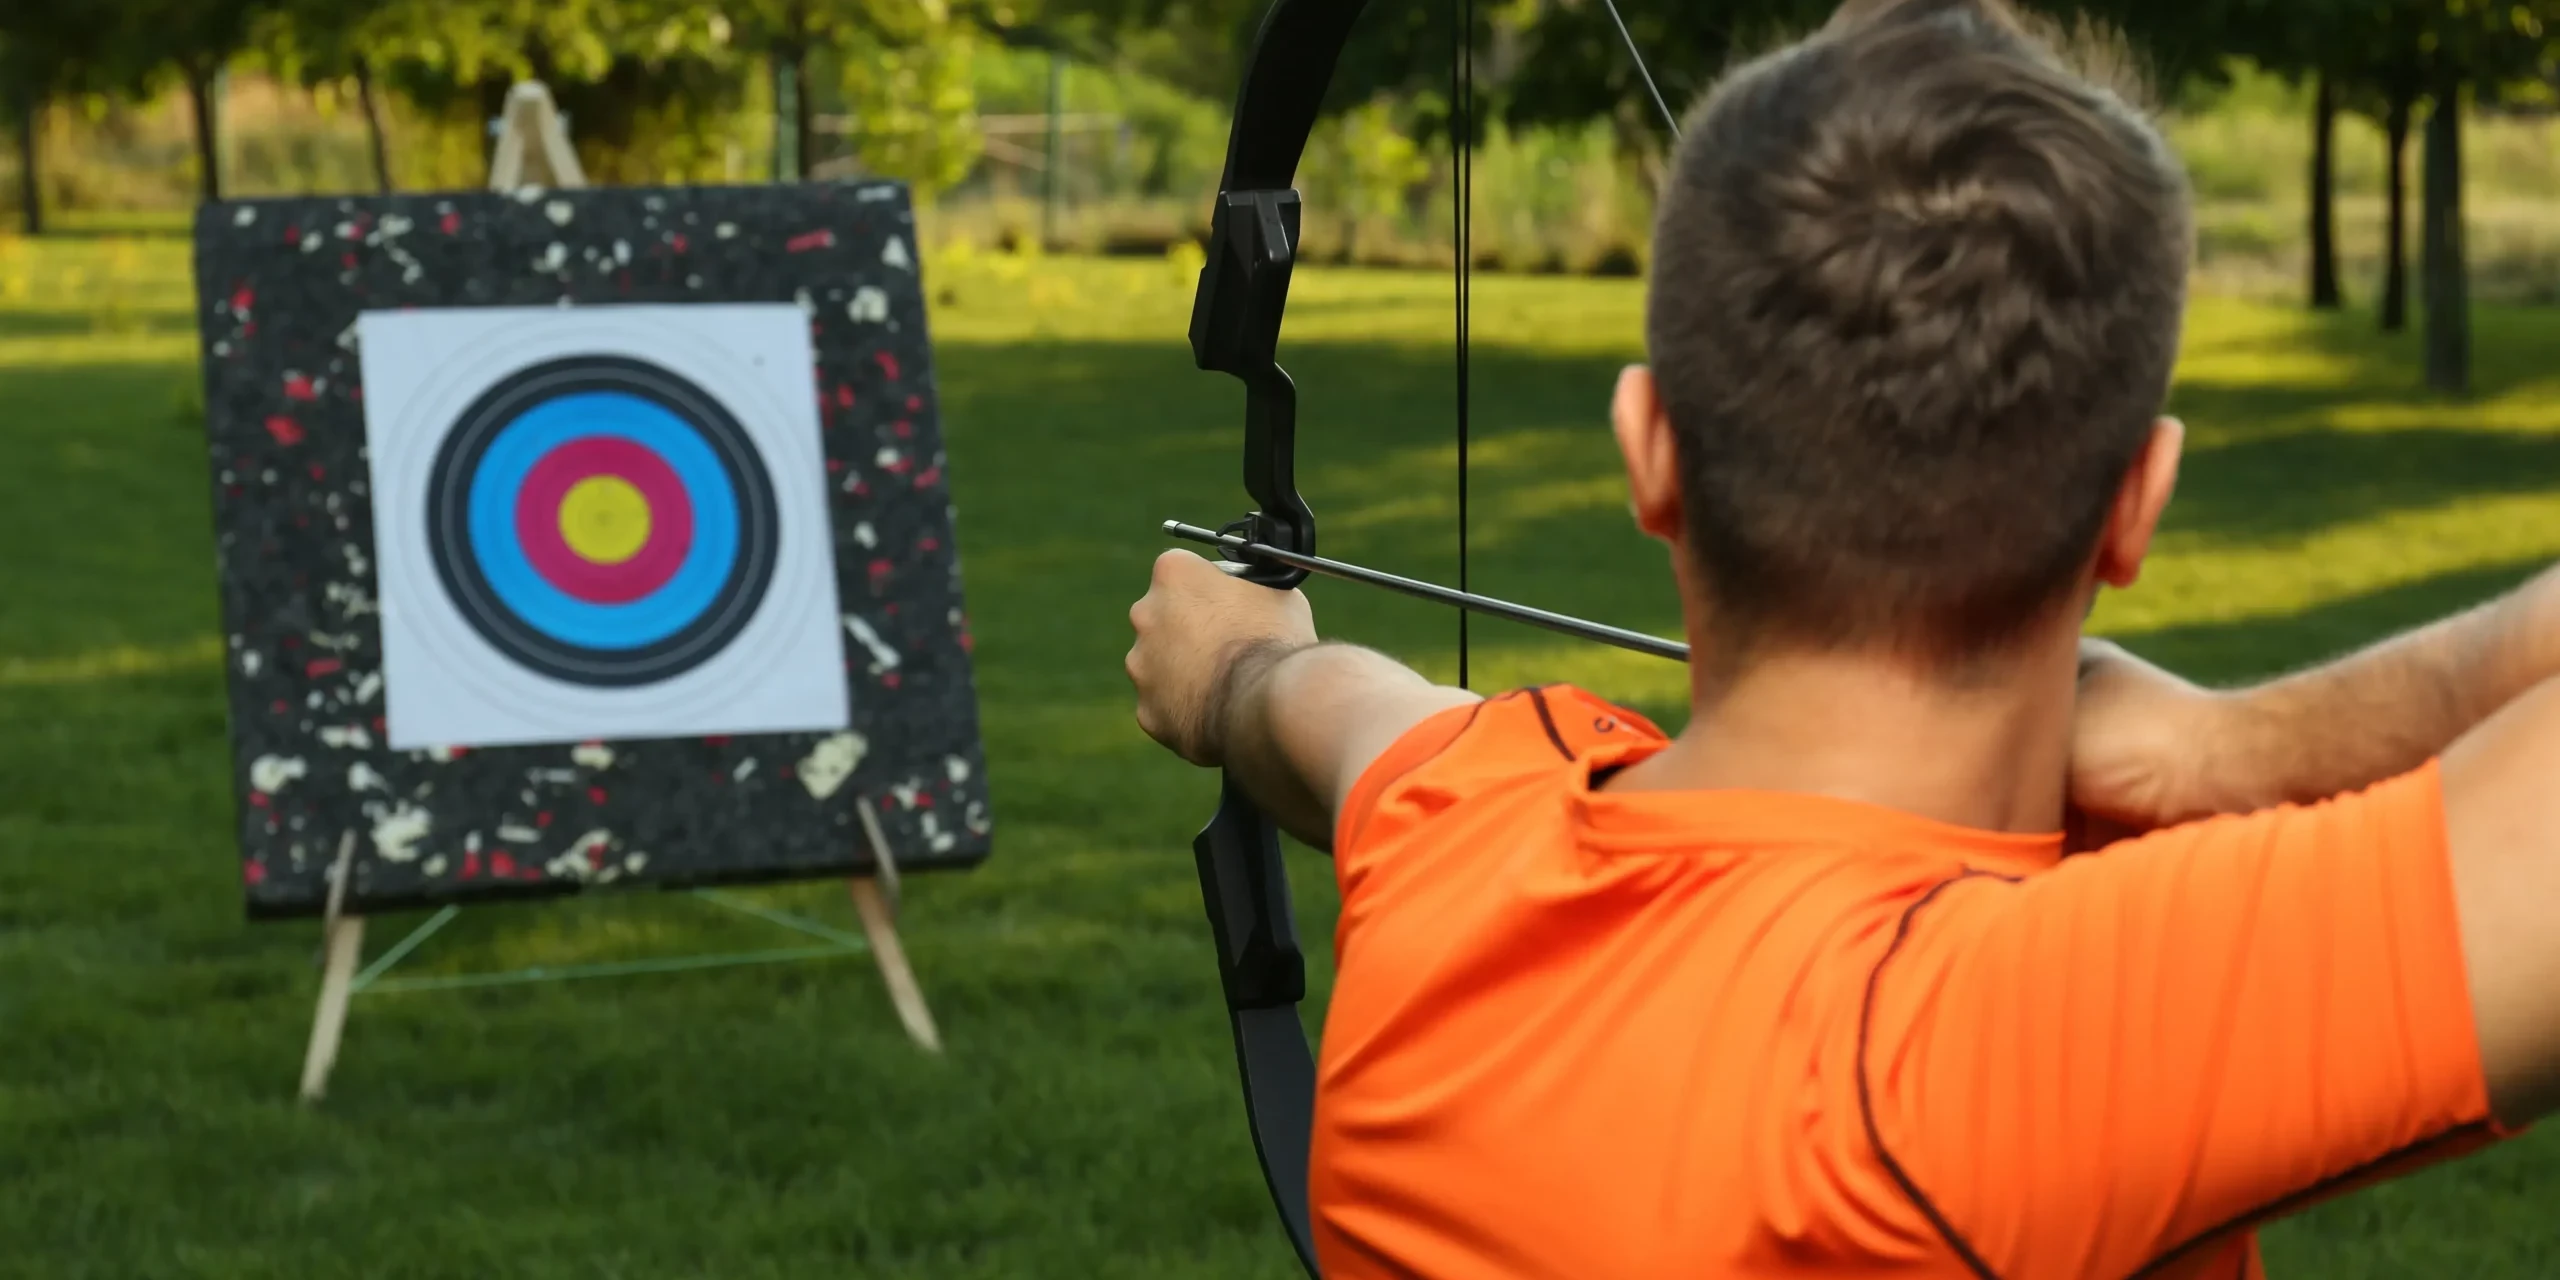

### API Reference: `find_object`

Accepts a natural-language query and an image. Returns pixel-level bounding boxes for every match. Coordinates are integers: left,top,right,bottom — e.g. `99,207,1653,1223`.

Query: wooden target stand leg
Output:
300,831,364,1102
852,799,941,1053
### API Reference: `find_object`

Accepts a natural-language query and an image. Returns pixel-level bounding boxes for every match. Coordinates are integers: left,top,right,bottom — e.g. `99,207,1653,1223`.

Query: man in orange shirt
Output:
1128,1,2560,1277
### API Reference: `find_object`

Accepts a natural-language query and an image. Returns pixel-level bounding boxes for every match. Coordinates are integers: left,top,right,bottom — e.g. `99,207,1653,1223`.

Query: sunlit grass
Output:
3,236,2558,1277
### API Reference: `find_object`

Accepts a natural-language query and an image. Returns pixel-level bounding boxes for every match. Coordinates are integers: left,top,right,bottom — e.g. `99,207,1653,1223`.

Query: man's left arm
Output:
1213,641,1480,851
2081,560,2560,828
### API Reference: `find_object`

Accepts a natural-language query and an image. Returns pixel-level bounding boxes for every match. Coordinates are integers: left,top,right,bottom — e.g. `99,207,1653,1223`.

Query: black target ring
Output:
423,354,781,689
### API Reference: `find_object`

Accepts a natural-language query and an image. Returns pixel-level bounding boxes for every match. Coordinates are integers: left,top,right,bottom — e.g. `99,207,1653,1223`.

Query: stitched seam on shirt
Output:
1334,692,1514,854
1858,871,2005,1280
1525,685,1576,761
2122,1122,2493,1280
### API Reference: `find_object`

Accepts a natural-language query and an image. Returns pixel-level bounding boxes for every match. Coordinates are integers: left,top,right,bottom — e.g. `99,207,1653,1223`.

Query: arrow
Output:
1162,520,1690,663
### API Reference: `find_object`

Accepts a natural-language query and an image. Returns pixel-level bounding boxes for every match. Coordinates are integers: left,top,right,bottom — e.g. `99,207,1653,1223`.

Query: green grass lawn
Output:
4,232,2560,1277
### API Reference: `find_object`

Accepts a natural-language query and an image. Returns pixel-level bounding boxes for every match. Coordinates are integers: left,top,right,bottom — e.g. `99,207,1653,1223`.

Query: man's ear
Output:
2093,416,2184,589
1614,366,1684,544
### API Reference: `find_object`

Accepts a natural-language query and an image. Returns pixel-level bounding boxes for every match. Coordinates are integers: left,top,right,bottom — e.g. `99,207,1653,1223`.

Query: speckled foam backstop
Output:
191,181,990,920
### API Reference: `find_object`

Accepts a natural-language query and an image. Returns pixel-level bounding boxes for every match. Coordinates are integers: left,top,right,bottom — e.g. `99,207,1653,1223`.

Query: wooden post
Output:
852,799,939,1053
299,831,366,1101
1042,51,1065,252
773,57,802,184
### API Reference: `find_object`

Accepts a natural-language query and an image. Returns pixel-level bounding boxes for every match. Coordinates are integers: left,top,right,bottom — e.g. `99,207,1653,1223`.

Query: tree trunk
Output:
185,59,224,203
354,57,395,193
2381,80,2413,332
13,94,39,237
2309,75,2341,309
2421,78,2469,395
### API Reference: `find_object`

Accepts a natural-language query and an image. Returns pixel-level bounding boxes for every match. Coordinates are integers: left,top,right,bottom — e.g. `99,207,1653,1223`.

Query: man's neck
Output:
1607,634,2081,835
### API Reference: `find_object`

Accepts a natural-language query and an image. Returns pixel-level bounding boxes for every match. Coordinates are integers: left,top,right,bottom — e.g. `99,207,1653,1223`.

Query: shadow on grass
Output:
2172,300,2560,409
0,308,193,340
2168,428,2560,546
21,220,192,242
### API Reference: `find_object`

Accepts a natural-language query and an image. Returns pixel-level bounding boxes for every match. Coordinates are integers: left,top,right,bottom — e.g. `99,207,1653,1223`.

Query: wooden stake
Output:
852,800,939,1053
299,832,366,1102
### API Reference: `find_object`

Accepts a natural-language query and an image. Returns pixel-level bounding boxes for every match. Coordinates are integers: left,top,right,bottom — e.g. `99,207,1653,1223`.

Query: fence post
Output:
774,58,801,183
1044,51,1065,251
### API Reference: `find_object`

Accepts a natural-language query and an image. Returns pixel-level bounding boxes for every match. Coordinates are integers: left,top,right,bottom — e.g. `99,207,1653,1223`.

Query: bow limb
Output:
1192,778,1321,1274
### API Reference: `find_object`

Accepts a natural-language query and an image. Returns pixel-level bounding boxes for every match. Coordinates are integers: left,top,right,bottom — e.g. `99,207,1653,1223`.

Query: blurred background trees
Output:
0,0,2552,388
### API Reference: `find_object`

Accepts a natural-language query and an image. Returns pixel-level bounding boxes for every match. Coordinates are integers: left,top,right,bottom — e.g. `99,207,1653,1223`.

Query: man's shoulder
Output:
2077,759,2448,868
1334,685,1661,851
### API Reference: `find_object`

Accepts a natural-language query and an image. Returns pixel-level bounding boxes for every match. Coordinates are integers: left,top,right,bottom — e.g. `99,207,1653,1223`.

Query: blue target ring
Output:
425,356,780,688
465,391,741,651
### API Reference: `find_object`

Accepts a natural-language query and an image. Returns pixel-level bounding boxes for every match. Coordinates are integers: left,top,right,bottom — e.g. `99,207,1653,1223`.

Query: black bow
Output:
1172,2,1679,1271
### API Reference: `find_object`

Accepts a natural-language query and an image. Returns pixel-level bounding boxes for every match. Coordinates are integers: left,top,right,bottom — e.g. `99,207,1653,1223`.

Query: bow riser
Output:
1193,191,1318,574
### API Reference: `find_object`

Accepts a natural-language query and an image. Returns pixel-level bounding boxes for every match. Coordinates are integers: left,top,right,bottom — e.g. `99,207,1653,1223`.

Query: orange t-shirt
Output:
1309,685,2503,1280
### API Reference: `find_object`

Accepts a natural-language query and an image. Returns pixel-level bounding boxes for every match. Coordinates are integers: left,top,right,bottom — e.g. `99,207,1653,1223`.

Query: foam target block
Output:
191,182,990,919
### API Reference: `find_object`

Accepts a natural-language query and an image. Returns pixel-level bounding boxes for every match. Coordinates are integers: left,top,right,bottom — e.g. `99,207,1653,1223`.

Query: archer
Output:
1129,0,2556,1276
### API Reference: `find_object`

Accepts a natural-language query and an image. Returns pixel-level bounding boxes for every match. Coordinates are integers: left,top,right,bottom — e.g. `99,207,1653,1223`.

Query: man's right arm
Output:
1865,670,2560,1278
2438,673,2560,1123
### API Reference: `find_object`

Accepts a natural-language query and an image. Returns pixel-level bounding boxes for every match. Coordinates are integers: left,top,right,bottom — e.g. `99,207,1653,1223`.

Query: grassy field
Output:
5,233,2560,1277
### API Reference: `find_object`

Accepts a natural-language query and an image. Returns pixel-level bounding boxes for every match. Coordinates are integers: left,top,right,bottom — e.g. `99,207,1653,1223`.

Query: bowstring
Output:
1595,0,1683,138
1448,0,1672,696
1452,0,1475,691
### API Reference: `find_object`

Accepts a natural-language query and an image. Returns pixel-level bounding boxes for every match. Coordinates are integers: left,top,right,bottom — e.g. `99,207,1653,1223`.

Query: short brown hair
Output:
1646,0,2192,671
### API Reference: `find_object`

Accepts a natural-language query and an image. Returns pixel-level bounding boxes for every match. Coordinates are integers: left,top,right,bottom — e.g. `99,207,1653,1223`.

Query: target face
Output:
357,306,850,751
426,356,779,687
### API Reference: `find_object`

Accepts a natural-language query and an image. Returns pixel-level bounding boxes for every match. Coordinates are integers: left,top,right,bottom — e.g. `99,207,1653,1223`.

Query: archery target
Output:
356,305,850,751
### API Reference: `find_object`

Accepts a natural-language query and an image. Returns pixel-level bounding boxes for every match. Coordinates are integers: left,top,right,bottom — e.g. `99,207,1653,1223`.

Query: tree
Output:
0,0,110,233
722,0,952,181
2307,2,2440,334
2410,0,2553,391
2376,53,2421,330
2223,0,2551,382
2421,75,2469,393
258,0,446,192
2309,73,2343,308
110,0,276,203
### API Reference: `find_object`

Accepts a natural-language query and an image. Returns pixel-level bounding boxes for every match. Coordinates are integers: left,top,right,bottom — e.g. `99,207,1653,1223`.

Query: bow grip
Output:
1193,772,1308,1012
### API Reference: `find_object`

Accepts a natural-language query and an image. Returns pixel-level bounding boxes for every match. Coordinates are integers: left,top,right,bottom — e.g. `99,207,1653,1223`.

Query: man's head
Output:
1617,0,2192,677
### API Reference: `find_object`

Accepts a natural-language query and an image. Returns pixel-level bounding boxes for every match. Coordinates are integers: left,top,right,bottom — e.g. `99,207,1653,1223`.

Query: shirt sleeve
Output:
1860,760,2508,1279
1331,685,1662,899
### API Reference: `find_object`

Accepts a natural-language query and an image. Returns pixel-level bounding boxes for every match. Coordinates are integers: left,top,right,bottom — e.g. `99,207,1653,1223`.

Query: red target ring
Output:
512,436,696,604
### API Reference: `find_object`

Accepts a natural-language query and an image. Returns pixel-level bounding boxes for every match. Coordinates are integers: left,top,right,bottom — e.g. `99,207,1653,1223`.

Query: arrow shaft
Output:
1162,520,1690,663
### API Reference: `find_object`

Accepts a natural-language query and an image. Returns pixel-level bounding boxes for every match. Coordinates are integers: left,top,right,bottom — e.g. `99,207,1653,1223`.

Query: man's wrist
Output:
2489,564,2560,705
1198,636,1319,768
